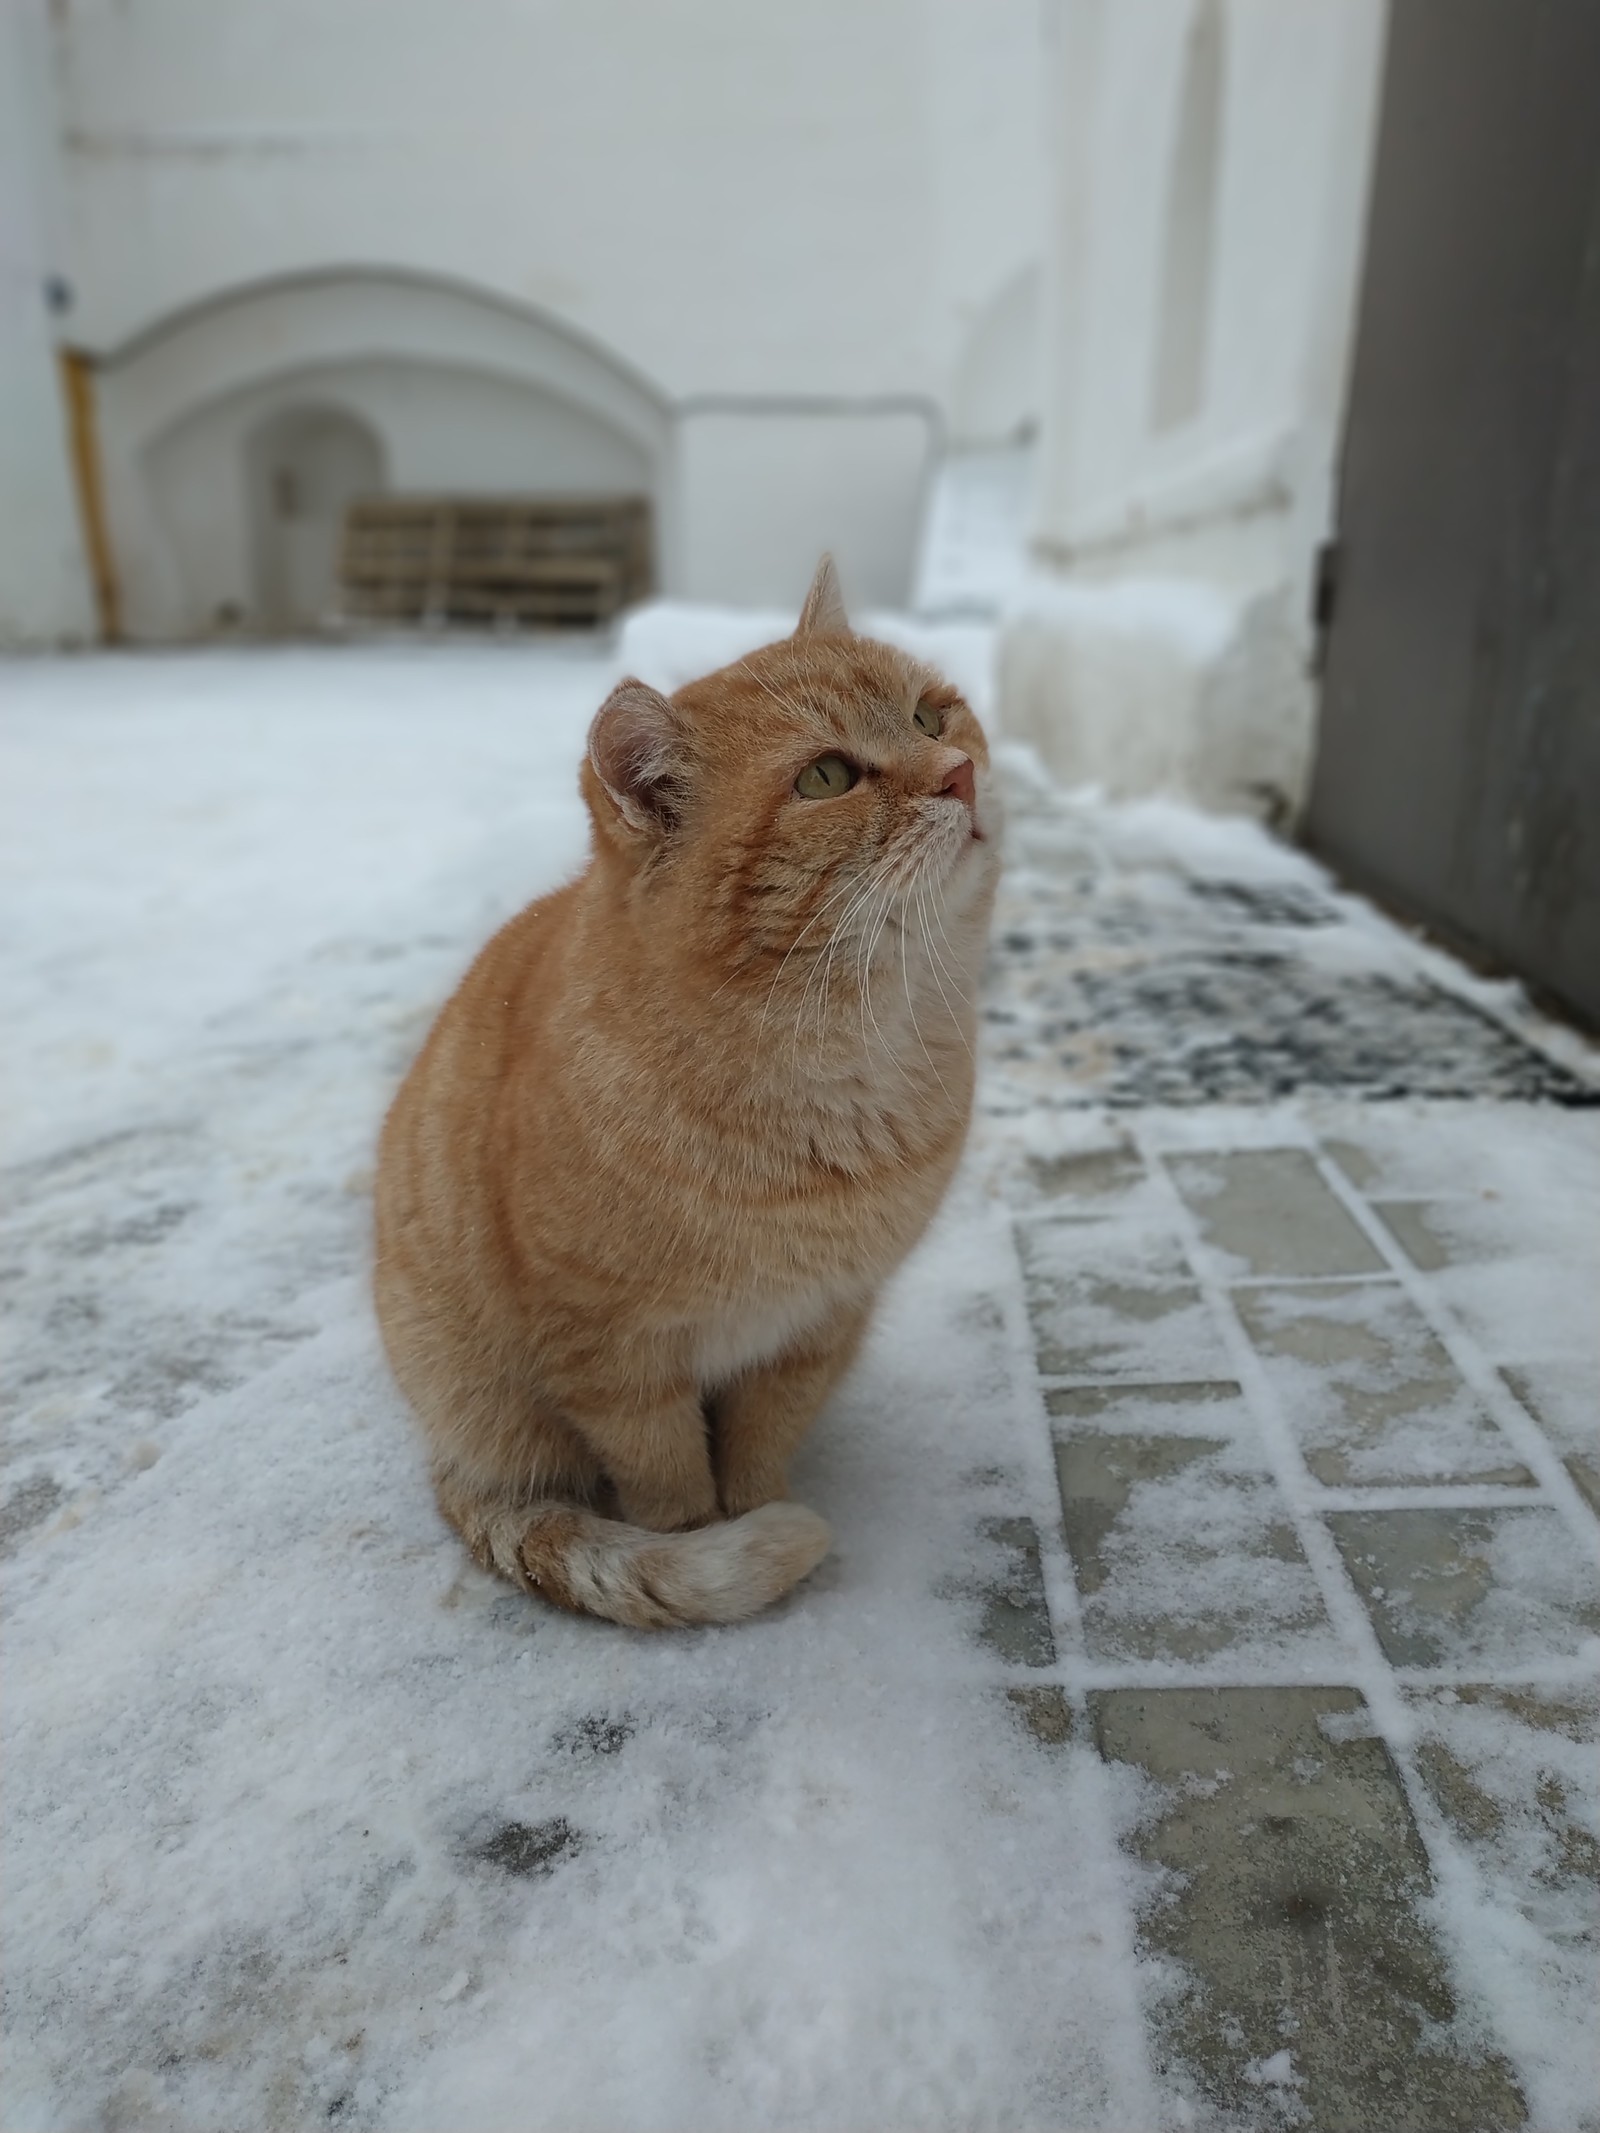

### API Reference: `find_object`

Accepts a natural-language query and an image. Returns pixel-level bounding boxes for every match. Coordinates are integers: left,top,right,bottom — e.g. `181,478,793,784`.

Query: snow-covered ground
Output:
3,636,1598,2132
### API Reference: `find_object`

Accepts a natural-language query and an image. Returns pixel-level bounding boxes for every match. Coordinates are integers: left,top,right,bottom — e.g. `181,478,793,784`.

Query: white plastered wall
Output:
0,0,93,647
999,0,1389,820
40,0,1044,636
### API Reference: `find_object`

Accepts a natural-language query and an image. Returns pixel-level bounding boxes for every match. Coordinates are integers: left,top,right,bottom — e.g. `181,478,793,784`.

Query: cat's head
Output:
580,558,999,976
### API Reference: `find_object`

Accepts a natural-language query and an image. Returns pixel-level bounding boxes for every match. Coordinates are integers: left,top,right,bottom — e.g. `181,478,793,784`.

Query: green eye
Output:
794,754,859,800
914,702,944,737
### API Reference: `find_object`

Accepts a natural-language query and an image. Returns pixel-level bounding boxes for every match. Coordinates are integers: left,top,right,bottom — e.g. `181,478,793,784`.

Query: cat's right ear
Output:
794,553,851,639
585,678,684,836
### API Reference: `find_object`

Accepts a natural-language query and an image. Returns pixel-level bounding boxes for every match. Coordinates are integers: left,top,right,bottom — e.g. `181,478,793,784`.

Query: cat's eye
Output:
914,701,944,737
794,754,859,800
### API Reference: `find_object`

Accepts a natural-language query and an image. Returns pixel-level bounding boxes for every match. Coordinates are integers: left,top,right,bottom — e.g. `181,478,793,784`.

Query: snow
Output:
1408,1681,1600,2133
0,642,1153,2133
1230,1280,1535,1488
4,632,1599,2132
1242,2050,1300,2090
999,569,1239,665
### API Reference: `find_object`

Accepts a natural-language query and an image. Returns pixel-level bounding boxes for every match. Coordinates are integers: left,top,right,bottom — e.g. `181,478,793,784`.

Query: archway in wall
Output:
247,405,384,633
96,271,672,640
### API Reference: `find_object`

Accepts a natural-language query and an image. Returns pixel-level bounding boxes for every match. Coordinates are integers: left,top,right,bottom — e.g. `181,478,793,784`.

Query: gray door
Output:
1306,0,1600,1028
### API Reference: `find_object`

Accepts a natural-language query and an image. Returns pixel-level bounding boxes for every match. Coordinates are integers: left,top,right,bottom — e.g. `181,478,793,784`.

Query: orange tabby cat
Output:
373,559,1000,1628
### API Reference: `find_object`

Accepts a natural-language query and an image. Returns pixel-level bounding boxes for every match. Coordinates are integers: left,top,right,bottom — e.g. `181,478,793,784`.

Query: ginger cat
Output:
373,559,1001,1628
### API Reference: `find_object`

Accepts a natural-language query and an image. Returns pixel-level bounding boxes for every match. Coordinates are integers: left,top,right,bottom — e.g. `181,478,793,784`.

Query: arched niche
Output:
96,270,671,638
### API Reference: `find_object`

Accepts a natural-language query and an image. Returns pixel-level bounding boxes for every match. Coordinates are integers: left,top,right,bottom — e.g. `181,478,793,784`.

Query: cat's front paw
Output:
717,1468,790,1520
616,1476,719,1534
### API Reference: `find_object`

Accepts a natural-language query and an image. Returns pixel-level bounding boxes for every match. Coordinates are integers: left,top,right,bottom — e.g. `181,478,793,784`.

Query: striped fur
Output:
373,561,1001,1630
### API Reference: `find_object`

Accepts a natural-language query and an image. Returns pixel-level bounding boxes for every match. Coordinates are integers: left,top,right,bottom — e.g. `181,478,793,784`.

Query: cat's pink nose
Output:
939,756,976,812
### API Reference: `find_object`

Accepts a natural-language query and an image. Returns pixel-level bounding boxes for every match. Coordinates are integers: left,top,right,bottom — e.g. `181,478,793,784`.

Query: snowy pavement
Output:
3,641,1599,2133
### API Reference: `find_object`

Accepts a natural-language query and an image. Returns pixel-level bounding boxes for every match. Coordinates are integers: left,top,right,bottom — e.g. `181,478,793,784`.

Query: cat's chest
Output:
681,1137,945,1387
690,1284,841,1388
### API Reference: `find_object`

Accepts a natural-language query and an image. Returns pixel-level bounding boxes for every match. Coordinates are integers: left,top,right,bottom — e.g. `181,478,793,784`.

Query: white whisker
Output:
859,886,909,1077
916,875,974,1065
901,886,954,1103
804,886,862,1063
791,869,883,1071
928,885,979,1022
847,879,888,1060
754,867,865,1049
853,885,886,1058
918,875,975,1007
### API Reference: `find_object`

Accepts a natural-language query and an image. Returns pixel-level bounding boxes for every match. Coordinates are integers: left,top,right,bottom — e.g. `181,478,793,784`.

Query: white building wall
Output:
0,0,94,648
675,407,935,614
43,0,1043,637
1000,0,1388,821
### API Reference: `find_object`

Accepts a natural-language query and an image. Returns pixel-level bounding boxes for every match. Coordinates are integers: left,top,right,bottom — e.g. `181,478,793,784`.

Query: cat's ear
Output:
585,677,685,836
794,553,850,639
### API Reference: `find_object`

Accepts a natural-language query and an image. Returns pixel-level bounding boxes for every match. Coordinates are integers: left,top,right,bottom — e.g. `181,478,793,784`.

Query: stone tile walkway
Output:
966,765,1600,2129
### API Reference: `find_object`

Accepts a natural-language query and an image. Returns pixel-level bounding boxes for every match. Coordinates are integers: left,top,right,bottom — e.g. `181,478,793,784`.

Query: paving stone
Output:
1016,1220,1229,1380
1023,1145,1146,1211
1406,1682,1600,2117
1324,1136,1383,1190
1167,1148,1387,1278
1049,1387,1335,1664
973,1516,1056,1667
1046,1380,1244,1430
1235,1281,1533,1486
1329,1508,1600,1669
1369,1200,1454,1271
1408,1684,1600,1888
1502,1363,1600,1516
1090,1686,1526,2130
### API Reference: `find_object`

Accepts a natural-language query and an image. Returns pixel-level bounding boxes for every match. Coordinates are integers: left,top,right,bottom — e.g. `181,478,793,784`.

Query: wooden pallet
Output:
338,496,652,630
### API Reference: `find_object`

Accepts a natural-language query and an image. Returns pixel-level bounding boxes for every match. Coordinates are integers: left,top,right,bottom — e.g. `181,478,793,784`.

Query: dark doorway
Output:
1306,0,1600,1028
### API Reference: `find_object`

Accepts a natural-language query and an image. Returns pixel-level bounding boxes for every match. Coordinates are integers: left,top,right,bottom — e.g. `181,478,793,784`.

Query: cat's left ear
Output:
586,677,685,836
794,553,851,639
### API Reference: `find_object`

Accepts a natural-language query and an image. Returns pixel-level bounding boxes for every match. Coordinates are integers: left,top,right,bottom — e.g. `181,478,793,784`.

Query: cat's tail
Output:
446,1492,832,1629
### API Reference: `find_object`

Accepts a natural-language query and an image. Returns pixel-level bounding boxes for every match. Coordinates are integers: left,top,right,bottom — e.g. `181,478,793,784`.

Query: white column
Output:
1001,0,1388,822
